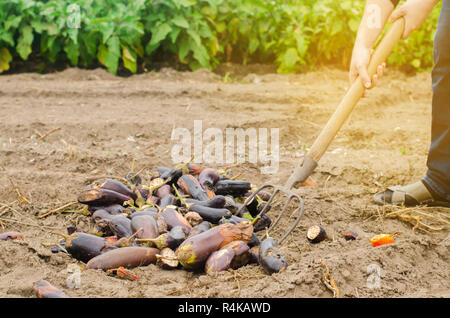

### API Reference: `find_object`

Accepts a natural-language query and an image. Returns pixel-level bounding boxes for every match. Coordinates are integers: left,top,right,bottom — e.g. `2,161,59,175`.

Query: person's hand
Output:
390,0,439,39
349,45,386,90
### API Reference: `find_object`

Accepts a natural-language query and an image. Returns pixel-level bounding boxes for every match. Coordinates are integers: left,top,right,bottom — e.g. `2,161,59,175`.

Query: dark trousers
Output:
423,0,450,201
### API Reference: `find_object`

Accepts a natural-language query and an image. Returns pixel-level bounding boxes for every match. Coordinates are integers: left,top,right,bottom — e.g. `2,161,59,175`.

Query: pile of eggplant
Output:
51,162,288,276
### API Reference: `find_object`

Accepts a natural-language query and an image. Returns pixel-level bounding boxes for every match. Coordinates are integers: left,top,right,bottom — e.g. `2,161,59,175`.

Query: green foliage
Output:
0,0,442,75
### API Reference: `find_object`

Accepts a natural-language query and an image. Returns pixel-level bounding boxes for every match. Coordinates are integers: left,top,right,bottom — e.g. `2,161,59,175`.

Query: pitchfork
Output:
238,19,406,244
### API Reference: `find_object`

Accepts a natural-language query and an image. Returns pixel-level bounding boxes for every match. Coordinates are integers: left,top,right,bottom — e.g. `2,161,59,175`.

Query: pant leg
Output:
423,0,450,201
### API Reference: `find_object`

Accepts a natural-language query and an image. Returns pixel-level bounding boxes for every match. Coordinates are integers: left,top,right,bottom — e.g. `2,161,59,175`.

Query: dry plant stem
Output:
37,127,61,141
0,217,63,230
318,259,339,298
384,206,450,232
9,177,31,204
38,201,79,219
0,203,38,226
227,269,241,296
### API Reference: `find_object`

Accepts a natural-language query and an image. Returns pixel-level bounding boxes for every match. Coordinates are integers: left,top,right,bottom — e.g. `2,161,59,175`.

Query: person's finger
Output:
357,65,371,89
389,6,406,23
377,64,384,78
372,74,378,87
349,68,358,84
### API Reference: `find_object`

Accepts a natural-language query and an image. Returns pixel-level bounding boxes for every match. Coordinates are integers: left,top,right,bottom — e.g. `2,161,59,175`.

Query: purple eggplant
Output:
214,180,251,197
188,205,232,224
91,209,113,223
78,188,131,206
159,194,176,208
184,211,203,227
54,232,115,263
187,221,212,238
87,204,125,215
125,172,142,186
138,225,188,250
177,174,209,201
155,184,172,198
109,215,133,238
258,237,288,275
198,168,220,190
160,207,192,233
92,178,137,200
185,195,227,209
205,248,235,275
131,215,159,240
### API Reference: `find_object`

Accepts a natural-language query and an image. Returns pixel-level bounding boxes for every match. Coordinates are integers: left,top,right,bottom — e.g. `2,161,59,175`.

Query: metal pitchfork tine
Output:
238,18,406,244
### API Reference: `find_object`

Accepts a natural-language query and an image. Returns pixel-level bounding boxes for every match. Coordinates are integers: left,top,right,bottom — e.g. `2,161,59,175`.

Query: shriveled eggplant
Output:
160,207,192,233
137,225,188,250
159,194,177,208
258,237,287,275
109,215,133,238
306,225,327,244
185,195,227,209
226,240,251,269
91,209,113,223
205,248,235,275
131,215,159,240
33,280,69,298
0,231,24,241
92,178,136,200
198,168,220,190
343,231,358,241
155,184,172,199
156,247,179,269
78,188,132,206
253,214,272,233
184,211,203,227
87,204,125,215
188,205,232,224
125,172,142,186
176,222,253,270
214,180,251,197
54,232,115,263
130,208,158,219
177,174,209,201
86,246,160,270
187,221,212,238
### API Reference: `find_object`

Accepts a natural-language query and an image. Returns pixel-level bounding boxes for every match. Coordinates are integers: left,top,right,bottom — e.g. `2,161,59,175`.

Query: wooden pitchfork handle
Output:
285,18,405,190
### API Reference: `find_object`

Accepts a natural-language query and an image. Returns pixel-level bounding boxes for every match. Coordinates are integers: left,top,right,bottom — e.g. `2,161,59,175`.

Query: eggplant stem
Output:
250,214,261,226
51,232,69,240
172,184,191,209
125,227,143,244
62,209,91,216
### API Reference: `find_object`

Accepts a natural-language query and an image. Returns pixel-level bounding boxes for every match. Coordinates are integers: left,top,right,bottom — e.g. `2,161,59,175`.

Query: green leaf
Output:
172,15,189,29
4,16,21,31
122,46,137,73
104,36,120,74
0,48,13,73
64,39,79,66
150,23,172,46
281,48,300,69
16,25,34,60
178,36,192,63
249,37,259,54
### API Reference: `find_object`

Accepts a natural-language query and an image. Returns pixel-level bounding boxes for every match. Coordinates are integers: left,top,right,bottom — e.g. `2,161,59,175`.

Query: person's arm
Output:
350,0,396,87
350,0,441,88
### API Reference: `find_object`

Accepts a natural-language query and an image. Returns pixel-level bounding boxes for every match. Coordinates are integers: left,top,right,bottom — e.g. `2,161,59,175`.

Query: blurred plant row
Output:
0,0,441,75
